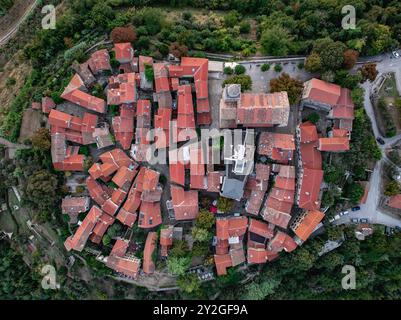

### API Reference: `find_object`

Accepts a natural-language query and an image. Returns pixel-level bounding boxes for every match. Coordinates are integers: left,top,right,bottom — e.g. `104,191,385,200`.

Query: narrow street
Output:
335,52,401,228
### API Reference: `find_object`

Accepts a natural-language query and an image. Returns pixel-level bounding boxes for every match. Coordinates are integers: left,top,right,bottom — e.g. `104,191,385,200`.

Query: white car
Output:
392,51,400,59
334,214,341,220
339,211,349,216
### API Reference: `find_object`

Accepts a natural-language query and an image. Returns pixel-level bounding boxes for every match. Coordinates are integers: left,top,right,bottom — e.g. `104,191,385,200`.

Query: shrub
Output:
223,74,252,91
274,63,282,72
6,77,16,86
234,64,246,75
306,112,320,124
239,21,251,34
110,26,136,43
261,63,270,72
224,66,234,75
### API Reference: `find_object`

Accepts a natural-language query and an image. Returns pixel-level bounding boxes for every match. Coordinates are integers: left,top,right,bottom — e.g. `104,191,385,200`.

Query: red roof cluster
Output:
108,73,137,105
61,74,106,113
258,132,295,164
106,238,141,279
88,49,112,75
261,165,296,229
168,57,210,125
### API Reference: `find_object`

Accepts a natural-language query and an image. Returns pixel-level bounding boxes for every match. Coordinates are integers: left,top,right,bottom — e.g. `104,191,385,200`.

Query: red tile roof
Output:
110,239,129,257
154,63,171,93
303,78,341,106
111,188,127,206
116,208,137,227
138,201,162,228
214,254,232,276
248,218,274,239
100,148,133,168
57,154,85,171
258,132,295,164
237,92,290,127
216,216,248,240
293,210,325,241
160,226,174,257
101,198,120,216
64,206,103,252
49,109,82,131
275,176,296,191
247,248,278,264
170,185,199,220
112,166,136,190
142,168,160,191
318,137,350,152
300,142,322,170
108,75,137,105
90,213,115,244
207,171,223,192
262,197,292,229
61,76,106,113
113,43,134,63
299,121,318,143
86,176,110,206
298,168,323,211
255,163,271,181
88,49,111,74
143,232,157,274
42,97,55,114
177,85,195,131
61,197,90,216
106,254,141,278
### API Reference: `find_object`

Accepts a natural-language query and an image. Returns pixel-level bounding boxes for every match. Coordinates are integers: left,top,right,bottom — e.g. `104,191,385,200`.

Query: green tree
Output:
25,170,58,213
177,273,201,295
191,227,210,243
260,26,293,56
270,73,303,105
261,63,270,72
217,197,234,213
223,75,252,91
170,240,189,258
343,182,364,205
224,10,239,28
234,64,246,75
242,278,281,300
166,256,191,276
223,66,233,75
384,180,400,196
306,112,320,124
195,209,215,229
305,52,322,73
31,128,51,151
312,38,346,71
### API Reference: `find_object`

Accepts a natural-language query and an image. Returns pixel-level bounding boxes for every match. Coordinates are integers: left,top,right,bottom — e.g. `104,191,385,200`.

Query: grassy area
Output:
379,73,399,99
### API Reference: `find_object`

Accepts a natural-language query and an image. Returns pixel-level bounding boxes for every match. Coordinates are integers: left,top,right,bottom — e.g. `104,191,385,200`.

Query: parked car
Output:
376,137,385,145
393,51,400,59
351,206,361,211
351,218,359,223
359,218,369,223
339,211,349,216
334,214,341,220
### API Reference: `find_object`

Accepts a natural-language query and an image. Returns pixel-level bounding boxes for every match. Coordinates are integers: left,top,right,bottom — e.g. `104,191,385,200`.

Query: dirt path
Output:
0,0,38,46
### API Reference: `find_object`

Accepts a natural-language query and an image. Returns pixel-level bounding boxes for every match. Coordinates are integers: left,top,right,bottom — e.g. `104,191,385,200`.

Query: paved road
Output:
0,0,39,46
334,52,401,228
